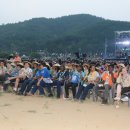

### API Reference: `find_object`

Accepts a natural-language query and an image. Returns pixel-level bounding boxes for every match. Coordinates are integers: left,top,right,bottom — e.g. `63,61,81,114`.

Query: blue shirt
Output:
71,71,81,84
57,71,65,81
40,67,51,78
35,70,41,78
10,68,19,77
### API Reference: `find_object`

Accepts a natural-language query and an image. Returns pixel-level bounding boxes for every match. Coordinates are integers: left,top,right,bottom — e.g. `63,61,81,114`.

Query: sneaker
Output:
13,87,17,92
114,97,120,101
121,96,129,102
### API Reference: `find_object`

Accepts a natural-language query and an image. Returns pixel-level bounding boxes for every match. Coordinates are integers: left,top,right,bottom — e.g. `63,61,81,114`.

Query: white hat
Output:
45,62,51,67
11,63,16,67
7,60,13,63
33,61,39,65
53,63,61,67
17,63,24,67
118,63,125,68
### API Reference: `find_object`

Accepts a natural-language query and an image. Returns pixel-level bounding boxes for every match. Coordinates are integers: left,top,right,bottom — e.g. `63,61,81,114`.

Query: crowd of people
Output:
0,53,130,108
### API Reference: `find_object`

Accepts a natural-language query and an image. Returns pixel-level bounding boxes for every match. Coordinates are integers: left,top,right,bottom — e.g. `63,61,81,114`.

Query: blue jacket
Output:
71,71,81,84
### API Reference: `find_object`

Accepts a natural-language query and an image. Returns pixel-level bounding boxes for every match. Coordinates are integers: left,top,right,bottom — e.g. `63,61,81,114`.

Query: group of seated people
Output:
0,57,130,106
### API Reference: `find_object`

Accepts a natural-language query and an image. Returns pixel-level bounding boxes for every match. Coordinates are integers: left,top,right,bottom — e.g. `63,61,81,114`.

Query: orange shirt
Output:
102,71,116,87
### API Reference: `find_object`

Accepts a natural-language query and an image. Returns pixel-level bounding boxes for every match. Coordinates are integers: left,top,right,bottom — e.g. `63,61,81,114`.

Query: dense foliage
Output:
0,14,130,54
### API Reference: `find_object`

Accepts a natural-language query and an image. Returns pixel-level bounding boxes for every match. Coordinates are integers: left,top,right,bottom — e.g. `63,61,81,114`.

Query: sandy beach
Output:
0,92,130,130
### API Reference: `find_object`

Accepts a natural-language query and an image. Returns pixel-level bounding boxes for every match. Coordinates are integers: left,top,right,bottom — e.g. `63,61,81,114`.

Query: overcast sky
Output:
0,0,130,24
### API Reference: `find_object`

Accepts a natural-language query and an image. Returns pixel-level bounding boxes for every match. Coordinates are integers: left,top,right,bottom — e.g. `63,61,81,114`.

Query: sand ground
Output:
0,92,130,130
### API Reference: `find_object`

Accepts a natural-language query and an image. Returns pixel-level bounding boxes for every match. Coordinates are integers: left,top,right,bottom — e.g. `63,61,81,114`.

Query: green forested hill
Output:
0,14,130,53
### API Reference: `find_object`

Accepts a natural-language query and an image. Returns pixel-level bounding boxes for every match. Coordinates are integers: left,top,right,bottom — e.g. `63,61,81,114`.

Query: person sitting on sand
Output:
0,61,7,83
52,65,66,98
114,66,130,102
101,65,116,104
31,62,53,96
17,61,39,95
65,64,81,99
21,63,41,96
8,63,25,92
17,62,33,95
76,65,100,102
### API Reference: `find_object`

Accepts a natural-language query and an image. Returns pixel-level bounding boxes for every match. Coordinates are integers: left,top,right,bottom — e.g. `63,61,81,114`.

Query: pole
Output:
115,31,117,58
105,38,107,58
